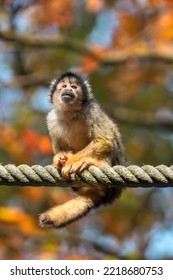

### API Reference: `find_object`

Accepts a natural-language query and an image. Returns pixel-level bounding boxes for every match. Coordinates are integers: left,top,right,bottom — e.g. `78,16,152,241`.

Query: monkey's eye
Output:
62,84,67,88
71,85,77,89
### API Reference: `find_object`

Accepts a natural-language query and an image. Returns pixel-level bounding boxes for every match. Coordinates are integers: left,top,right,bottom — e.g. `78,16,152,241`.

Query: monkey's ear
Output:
84,80,91,92
48,79,57,103
48,92,52,103
50,78,56,90
84,80,93,100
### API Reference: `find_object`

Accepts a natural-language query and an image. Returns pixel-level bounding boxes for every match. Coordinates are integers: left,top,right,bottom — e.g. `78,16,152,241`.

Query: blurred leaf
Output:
0,124,29,163
114,11,143,47
19,187,46,202
149,0,173,8
86,0,104,13
81,46,107,73
153,11,173,42
37,0,75,28
39,136,52,155
22,129,52,156
0,207,24,224
0,206,39,235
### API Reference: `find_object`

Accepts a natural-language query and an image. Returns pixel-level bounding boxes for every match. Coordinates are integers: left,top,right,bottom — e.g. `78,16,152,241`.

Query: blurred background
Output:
0,0,173,260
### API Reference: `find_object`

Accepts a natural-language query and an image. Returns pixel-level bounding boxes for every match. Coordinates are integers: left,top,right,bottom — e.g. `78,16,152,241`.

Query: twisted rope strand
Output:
0,164,173,188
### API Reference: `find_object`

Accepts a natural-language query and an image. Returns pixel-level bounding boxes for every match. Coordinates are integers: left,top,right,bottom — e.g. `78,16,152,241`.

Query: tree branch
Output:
113,107,173,130
1,30,173,65
0,30,98,59
0,72,50,88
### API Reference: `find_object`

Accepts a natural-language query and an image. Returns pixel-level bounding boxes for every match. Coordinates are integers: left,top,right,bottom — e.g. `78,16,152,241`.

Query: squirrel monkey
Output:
39,72,126,228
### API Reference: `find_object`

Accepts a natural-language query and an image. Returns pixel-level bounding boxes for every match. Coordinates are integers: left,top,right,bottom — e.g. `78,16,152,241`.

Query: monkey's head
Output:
49,72,92,108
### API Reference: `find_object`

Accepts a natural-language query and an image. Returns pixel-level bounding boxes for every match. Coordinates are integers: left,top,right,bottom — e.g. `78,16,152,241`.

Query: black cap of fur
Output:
49,71,91,104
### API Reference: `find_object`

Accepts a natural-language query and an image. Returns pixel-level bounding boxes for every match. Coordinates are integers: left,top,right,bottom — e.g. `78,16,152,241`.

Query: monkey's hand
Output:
61,156,106,179
53,152,72,169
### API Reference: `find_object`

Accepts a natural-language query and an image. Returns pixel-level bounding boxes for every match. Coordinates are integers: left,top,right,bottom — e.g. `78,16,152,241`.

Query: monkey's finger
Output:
70,162,83,173
79,161,90,172
61,165,72,179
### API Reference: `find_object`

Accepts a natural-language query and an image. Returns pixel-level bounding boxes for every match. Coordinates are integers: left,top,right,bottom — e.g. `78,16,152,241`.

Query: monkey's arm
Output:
61,139,112,178
61,104,119,178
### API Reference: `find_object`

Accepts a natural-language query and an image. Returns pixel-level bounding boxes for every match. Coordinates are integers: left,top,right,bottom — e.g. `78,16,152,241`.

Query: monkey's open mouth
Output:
61,91,75,103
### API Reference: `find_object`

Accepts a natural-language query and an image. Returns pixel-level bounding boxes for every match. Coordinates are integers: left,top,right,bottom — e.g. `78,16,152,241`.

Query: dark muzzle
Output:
61,89,75,103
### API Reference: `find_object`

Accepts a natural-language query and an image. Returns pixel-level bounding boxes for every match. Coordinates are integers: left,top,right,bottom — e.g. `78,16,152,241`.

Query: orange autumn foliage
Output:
37,0,75,28
80,46,107,73
19,187,46,201
0,125,51,163
149,0,173,8
22,129,52,156
0,207,39,235
86,0,104,13
152,11,173,42
0,125,29,162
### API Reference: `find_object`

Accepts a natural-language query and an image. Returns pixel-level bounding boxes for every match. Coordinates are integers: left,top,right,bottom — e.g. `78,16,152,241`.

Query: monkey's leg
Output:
39,195,95,228
39,186,122,228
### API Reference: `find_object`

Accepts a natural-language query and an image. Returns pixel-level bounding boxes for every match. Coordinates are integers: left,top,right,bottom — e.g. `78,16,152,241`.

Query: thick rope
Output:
0,164,173,188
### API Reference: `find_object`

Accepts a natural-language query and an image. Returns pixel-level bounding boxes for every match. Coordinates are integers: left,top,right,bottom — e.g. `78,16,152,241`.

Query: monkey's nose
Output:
61,89,75,103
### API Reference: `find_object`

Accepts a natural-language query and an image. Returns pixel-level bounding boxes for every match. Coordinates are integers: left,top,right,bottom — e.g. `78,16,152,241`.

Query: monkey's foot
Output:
39,212,54,227
39,212,63,228
39,209,71,229
61,157,106,179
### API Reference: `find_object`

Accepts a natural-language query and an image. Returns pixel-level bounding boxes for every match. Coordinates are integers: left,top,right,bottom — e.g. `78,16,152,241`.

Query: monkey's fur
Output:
39,72,126,228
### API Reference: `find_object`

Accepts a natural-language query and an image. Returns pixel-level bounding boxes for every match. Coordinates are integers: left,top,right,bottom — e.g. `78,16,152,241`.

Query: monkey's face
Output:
52,77,84,108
